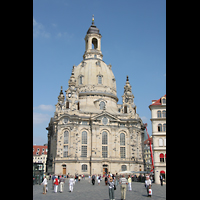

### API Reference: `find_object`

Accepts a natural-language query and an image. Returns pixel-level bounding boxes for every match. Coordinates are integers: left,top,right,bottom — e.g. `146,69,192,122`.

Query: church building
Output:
46,17,145,176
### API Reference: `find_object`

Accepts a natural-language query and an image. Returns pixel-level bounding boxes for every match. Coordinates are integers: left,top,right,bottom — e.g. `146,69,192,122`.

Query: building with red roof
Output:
149,95,166,184
33,145,48,172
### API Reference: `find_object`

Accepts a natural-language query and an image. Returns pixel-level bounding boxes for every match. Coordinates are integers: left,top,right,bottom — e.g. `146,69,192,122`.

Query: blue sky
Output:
33,0,166,145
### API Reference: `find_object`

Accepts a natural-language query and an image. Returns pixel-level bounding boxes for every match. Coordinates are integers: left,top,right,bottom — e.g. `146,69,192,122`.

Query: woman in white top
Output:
41,176,47,194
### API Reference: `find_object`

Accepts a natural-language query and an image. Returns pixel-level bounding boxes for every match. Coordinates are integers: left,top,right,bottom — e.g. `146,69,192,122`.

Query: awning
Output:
159,153,164,158
160,170,165,174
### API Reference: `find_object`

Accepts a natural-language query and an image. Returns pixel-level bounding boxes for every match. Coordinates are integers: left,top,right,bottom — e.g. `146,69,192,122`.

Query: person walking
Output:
119,174,128,200
69,175,75,192
160,175,163,186
92,174,95,185
59,175,65,193
107,176,115,200
52,174,55,189
41,176,47,194
127,175,132,191
53,176,59,193
145,176,152,197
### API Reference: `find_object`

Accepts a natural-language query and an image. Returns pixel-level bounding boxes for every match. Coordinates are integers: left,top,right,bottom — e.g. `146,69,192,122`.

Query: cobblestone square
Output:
33,178,166,200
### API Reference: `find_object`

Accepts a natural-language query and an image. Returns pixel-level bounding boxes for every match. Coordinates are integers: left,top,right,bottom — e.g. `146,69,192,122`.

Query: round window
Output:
102,117,108,125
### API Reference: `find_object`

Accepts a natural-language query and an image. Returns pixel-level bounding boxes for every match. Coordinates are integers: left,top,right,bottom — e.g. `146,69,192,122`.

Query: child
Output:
148,185,152,197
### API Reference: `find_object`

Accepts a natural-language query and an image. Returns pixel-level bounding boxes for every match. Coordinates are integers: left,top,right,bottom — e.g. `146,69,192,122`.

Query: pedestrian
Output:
119,174,128,200
59,175,65,193
88,174,91,183
41,175,47,194
107,176,115,200
160,175,163,186
92,174,95,185
145,176,152,197
105,175,108,185
98,175,101,185
127,175,132,191
115,173,119,186
52,174,55,189
148,184,152,197
53,176,59,193
69,175,75,192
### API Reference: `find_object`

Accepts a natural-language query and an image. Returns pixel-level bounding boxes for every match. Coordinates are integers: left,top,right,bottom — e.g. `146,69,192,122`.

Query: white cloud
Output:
38,104,54,111
33,112,50,125
33,17,50,38
141,116,148,121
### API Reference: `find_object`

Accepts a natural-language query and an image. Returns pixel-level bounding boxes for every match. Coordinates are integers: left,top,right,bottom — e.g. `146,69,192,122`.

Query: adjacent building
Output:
143,136,153,172
149,95,166,184
33,145,48,172
46,17,145,176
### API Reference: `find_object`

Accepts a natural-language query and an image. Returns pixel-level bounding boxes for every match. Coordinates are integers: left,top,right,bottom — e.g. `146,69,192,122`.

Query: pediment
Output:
91,111,120,122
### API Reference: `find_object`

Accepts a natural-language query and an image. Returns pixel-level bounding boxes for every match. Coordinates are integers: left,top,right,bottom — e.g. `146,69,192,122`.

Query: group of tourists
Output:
40,173,156,199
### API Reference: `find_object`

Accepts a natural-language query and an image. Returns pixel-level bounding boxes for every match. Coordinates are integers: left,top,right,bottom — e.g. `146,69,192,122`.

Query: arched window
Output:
79,75,84,85
82,164,87,172
102,131,107,144
98,75,102,84
162,110,166,118
158,124,162,132
159,138,163,146
102,131,108,158
64,131,69,144
92,38,98,49
82,131,87,144
157,111,161,118
100,101,105,110
160,153,164,162
120,133,125,145
163,123,166,132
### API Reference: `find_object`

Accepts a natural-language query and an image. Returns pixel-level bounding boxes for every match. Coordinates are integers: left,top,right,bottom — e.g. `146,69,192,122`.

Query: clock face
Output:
68,93,71,98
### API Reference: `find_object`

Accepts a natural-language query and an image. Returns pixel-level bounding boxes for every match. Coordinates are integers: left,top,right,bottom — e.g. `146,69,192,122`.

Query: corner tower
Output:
83,15,103,60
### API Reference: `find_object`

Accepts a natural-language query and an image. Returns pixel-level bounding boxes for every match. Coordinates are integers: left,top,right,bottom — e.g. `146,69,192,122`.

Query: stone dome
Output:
73,59,118,101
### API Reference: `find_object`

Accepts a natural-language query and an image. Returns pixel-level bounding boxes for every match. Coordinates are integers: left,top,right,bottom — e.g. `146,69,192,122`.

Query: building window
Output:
160,153,164,162
66,101,69,109
37,148,40,152
158,124,162,132
64,131,69,144
162,98,166,104
102,131,108,144
33,148,34,152
98,75,102,84
82,131,87,144
102,131,108,158
159,138,163,146
157,110,161,118
82,164,88,172
120,133,125,145
124,106,127,113
164,138,166,146
121,165,127,171
163,123,166,132
102,146,108,158
120,147,126,158
92,38,98,49
63,146,68,157
79,76,83,85
81,146,87,157
102,117,108,125
162,110,166,118
100,101,105,110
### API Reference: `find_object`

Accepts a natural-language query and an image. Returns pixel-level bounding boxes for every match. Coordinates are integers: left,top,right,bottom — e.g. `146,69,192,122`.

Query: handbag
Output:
114,184,116,190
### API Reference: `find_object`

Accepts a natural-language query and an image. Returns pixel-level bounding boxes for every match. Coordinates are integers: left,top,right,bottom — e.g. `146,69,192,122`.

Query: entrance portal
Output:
103,164,108,176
